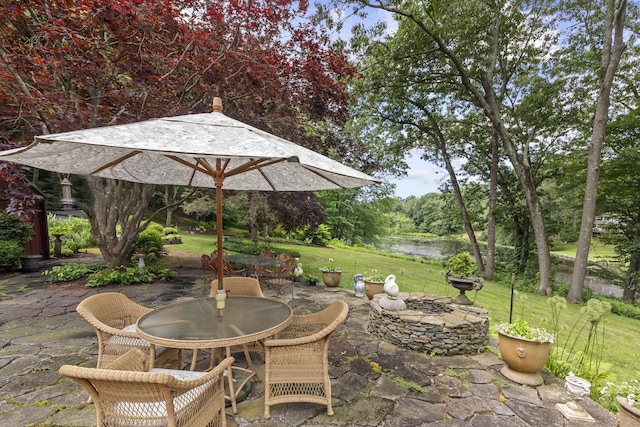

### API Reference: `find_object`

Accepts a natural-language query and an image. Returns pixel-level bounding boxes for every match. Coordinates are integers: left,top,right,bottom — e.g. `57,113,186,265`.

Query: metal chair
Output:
272,257,297,298
76,292,182,370
59,348,233,427
263,300,349,418
253,250,275,279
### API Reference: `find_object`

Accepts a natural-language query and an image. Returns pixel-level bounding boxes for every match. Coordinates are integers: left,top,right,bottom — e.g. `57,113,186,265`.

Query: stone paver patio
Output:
0,261,617,426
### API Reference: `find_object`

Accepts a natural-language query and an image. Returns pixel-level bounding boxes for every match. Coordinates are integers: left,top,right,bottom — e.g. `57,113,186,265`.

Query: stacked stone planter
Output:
368,292,489,356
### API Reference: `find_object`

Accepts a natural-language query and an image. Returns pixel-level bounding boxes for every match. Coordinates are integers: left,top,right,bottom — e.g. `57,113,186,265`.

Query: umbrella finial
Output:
212,97,223,113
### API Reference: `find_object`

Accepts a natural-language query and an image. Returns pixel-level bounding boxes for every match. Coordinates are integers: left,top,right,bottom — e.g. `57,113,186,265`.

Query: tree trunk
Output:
568,0,627,302
248,191,258,242
165,207,175,227
85,177,155,268
623,256,638,303
445,154,485,276
422,108,484,275
484,132,499,280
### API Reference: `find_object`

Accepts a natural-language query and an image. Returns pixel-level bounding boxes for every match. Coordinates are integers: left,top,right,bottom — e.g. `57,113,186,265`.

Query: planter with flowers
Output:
319,259,342,287
363,270,386,299
496,320,554,386
600,380,640,426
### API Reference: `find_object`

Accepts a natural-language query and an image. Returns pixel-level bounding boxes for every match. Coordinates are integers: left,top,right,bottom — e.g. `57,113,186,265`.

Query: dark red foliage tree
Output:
0,0,357,267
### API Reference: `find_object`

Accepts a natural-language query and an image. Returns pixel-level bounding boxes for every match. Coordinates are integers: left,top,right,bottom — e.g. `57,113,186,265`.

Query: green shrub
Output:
87,267,156,287
446,252,475,277
135,229,164,252
163,235,182,245
594,296,640,320
0,241,23,269
148,266,178,280
146,222,165,234
60,248,75,257
47,214,95,252
305,224,331,246
0,212,33,244
43,263,105,282
163,227,178,235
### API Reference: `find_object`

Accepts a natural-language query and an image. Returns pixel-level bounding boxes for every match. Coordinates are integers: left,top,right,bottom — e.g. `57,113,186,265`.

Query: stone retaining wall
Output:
368,292,489,356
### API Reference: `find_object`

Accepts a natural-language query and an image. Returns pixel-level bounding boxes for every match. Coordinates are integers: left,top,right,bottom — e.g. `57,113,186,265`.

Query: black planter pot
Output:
445,271,483,305
21,255,43,273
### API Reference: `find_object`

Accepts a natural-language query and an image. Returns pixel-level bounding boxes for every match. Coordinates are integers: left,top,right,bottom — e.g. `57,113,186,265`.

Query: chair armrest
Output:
264,327,332,348
160,356,235,390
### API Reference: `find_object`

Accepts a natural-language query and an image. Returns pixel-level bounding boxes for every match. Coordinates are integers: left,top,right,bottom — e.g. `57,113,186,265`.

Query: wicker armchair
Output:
263,300,349,419
59,348,233,427
76,292,181,369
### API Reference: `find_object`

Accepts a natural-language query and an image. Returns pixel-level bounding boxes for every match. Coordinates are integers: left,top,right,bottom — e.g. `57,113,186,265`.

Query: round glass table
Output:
136,296,292,413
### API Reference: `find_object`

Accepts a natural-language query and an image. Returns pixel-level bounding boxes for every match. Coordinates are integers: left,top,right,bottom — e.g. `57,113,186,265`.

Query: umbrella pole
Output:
214,170,226,315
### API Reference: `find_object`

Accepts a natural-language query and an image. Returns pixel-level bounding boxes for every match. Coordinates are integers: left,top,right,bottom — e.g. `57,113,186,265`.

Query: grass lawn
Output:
167,234,640,395
551,238,620,264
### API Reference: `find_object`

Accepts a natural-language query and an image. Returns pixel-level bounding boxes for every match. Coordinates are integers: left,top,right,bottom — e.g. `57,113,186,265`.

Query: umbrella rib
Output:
166,155,214,177
91,151,142,174
302,165,347,188
225,157,289,178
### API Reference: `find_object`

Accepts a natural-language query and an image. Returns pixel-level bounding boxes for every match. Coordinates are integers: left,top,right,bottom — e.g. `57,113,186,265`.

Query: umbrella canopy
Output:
0,98,378,291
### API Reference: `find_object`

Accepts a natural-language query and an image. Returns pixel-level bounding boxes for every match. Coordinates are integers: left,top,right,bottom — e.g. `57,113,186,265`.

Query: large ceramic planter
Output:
322,271,342,287
617,395,640,427
498,332,551,386
364,281,385,299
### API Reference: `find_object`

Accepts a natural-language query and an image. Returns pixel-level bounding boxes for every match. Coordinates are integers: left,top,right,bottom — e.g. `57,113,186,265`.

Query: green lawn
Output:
169,235,640,394
551,238,620,263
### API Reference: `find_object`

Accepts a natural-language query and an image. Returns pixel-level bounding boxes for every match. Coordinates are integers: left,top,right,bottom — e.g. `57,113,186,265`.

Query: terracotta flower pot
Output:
322,271,342,287
364,281,385,299
498,332,551,386
617,395,640,427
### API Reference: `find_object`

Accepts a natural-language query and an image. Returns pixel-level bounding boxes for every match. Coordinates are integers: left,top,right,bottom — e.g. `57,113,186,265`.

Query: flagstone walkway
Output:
0,262,617,426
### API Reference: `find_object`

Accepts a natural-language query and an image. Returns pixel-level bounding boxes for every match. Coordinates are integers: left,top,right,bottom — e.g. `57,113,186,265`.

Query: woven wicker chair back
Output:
210,277,264,298
59,349,232,427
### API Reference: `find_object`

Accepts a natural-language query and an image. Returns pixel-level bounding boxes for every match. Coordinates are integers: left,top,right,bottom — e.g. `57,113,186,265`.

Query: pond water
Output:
381,237,623,298
380,237,467,261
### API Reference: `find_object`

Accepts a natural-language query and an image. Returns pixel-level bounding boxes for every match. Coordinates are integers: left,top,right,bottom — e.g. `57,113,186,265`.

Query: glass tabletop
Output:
136,296,292,348
225,253,284,267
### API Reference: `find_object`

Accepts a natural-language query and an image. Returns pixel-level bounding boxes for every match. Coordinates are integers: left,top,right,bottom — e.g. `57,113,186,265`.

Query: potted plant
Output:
445,252,483,305
496,320,554,386
363,270,386,299
134,229,163,255
305,274,320,286
319,258,342,287
600,380,640,426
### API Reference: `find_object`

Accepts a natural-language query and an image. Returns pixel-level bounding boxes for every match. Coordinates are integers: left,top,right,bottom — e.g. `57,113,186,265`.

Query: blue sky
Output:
386,149,445,198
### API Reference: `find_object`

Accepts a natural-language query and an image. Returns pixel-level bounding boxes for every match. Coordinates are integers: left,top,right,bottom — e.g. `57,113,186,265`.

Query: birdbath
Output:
136,252,146,270
556,372,595,423
52,233,64,258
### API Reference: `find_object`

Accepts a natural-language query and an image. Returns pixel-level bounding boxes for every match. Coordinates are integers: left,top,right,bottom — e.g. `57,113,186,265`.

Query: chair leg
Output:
190,349,199,371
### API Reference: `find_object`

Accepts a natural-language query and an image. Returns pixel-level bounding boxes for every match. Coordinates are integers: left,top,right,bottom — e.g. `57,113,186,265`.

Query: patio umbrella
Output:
0,97,378,304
